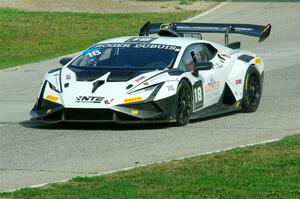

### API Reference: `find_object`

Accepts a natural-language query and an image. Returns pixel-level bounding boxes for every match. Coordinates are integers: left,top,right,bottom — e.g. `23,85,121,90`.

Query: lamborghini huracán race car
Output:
31,22,271,125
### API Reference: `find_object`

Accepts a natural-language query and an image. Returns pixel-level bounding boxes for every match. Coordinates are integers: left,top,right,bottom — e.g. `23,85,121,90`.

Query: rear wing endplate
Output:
139,22,271,46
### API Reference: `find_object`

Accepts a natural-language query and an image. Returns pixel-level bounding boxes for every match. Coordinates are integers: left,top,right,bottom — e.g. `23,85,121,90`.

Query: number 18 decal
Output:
86,49,101,58
193,81,204,111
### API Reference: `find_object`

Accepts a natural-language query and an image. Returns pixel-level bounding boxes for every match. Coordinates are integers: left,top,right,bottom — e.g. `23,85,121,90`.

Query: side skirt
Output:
191,82,242,120
190,101,242,120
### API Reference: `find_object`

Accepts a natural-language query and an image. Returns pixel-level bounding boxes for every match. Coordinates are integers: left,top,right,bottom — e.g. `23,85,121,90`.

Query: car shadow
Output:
189,111,238,124
20,111,240,131
19,120,174,131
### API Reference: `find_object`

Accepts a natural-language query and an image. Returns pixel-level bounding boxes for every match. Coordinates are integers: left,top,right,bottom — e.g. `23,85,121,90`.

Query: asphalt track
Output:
0,2,300,192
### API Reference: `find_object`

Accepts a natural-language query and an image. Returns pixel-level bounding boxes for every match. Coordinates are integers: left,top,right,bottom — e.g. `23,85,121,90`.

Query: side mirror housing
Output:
192,61,213,77
59,57,73,66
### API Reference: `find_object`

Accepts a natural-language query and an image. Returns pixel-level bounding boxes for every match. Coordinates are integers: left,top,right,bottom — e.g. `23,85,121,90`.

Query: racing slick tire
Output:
176,80,192,126
242,65,262,113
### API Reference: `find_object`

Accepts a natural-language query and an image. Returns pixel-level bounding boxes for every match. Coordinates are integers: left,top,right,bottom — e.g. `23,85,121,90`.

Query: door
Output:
179,43,225,110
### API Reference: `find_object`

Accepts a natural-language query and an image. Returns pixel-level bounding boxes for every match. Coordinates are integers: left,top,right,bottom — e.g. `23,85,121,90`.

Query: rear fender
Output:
227,53,264,101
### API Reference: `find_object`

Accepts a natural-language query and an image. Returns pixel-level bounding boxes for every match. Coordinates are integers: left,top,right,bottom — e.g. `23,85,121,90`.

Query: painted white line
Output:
184,1,229,22
2,137,281,193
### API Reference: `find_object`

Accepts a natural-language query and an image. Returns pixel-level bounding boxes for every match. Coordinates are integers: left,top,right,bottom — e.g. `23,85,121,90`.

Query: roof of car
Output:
96,36,211,49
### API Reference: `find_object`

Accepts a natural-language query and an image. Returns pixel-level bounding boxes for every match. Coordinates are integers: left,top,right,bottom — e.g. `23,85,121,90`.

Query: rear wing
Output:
139,22,271,46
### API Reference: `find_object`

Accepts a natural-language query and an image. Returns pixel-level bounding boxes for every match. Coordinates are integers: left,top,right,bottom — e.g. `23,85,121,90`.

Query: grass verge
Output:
0,8,198,69
1,134,300,198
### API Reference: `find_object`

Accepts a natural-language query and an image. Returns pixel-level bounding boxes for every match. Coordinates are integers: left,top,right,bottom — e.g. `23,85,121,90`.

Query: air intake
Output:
92,80,105,93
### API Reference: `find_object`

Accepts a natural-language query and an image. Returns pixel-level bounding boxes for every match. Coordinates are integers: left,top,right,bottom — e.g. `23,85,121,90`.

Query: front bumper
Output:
30,95,177,124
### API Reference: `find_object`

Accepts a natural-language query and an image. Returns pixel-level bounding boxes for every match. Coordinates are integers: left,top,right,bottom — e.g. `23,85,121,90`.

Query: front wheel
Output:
176,80,192,126
242,66,262,112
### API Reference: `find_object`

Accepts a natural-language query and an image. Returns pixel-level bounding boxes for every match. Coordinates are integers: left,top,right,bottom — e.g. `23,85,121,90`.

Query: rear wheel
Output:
176,80,192,126
242,66,262,112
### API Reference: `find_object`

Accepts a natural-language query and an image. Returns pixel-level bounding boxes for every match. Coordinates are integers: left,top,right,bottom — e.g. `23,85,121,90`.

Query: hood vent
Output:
68,66,108,81
92,80,105,93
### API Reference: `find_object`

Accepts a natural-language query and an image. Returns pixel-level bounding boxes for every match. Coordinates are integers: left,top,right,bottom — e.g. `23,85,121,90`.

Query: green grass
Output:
1,134,300,198
0,8,198,69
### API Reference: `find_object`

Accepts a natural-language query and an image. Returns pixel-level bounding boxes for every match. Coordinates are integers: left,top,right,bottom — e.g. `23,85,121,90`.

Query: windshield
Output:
70,43,181,70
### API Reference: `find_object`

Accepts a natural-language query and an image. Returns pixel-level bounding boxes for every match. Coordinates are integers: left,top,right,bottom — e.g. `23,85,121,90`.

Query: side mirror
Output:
192,61,213,77
59,57,73,66
227,41,241,49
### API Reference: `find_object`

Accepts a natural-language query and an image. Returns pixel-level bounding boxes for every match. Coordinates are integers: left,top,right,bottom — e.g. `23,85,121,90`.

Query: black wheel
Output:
242,66,262,112
176,80,192,126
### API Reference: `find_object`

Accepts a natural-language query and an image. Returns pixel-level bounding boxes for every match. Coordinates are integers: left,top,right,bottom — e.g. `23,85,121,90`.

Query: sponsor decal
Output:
104,98,114,105
46,95,59,102
95,43,131,48
135,76,145,83
131,109,139,116
183,33,202,40
125,37,157,44
215,63,224,68
167,85,175,92
206,79,220,93
94,43,180,51
124,96,142,103
46,109,52,114
133,44,180,51
235,79,242,85
205,78,221,99
66,74,71,80
206,91,219,99
235,101,241,108
76,96,104,103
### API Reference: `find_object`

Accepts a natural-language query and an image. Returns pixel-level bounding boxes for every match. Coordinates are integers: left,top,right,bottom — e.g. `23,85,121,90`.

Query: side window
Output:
180,44,210,72
203,44,217,60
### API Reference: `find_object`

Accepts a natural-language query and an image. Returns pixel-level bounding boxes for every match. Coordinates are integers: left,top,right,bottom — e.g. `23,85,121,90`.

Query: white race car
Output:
31,22,271,125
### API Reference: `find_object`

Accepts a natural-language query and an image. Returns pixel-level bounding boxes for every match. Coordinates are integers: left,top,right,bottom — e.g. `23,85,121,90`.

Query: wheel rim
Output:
177,85,192,122
247,75,260,105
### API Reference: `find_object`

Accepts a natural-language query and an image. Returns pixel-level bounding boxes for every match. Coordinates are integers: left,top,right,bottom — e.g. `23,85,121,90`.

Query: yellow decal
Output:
46,95,59,102
131,109,139,116
124,96,142,103
46,109,52,114
262,24,271,34
160,23,169,29
255,57,262,65
235,101,241,108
